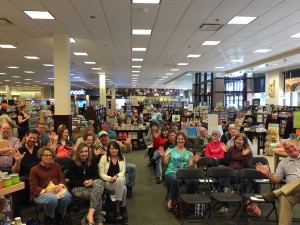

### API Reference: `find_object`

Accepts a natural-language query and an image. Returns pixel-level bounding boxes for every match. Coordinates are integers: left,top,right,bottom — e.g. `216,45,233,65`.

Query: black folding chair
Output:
241,169,278,223
176,168,213,225
208,167,245,225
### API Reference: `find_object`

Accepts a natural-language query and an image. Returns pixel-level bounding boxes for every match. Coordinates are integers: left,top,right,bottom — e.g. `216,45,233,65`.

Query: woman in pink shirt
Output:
205,130,225,160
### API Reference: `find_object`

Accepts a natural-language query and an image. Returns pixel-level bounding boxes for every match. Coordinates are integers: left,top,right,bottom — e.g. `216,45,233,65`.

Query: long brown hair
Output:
72,142,92,166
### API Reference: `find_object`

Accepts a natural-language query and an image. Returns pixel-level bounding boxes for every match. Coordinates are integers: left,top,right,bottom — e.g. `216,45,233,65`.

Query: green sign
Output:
293,111,300,128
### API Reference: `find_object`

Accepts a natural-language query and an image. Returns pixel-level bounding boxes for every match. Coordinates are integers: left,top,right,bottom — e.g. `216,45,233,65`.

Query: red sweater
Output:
205,141,224,159
29,162,67,198
153,135,168,150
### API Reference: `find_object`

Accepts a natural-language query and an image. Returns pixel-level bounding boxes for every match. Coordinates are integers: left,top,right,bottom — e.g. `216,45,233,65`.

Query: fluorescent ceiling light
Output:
132,74,139,77
4,80,10,82
272,64,279,66
34,81,41,82
84,61,96,64
48,78,54,80
162,76,168,78
70,38,76,43
158,78,165,81
23,11,55,20
186,73,192,76
73,77,81,78
7,66,19,69
15,82,21,83
0,73,7,75
132,70,140,73
43,64,54,67
12,76,21,78
24,79,32,80
24,71,35,73
24,56,39,59
227,16,257,24
171,69,179,71
0,44,16,48
166,73,173,75
132,29,152,35
290,32,300,38
132,48,147,51
92,67,102,70
202,41,221,46
187,54,201,58
132,58,143,61
231,59,244,63
73,52,88,56
254,49,271,53
98,73,106,75
177,63,188,66
215,67,224,69
132,65,142,68
132,0,160,3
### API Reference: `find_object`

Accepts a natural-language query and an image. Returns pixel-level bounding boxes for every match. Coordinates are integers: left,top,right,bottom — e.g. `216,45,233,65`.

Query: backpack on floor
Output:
172,198,194,220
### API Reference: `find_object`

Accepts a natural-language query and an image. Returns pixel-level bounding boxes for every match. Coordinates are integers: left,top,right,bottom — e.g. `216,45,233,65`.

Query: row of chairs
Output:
176,158,278,225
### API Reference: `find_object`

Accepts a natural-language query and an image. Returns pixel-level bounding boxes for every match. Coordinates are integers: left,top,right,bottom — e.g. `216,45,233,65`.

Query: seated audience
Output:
204,130,224,166
256,140,300,225
194,127,210,151
75,126,97,147
56,124,75,158
226,127,254,151
158,132,201,211
29,147,72,225
68,143,104,225
99,141,128,225
220,123,235,145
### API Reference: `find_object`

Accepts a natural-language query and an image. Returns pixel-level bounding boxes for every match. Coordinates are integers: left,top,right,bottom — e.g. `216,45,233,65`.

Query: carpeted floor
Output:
21,150,299,225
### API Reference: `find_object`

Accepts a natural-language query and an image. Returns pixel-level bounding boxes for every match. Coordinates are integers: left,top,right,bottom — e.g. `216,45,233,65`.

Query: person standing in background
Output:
18,105,30,141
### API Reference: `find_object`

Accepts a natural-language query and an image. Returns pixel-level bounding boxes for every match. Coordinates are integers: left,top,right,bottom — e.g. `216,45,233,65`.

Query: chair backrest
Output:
241,168,268,180
208,167,235,178
251,157,269,166
196,157,215,168
216,157,226,166
176,168,206,180
54,157,71,172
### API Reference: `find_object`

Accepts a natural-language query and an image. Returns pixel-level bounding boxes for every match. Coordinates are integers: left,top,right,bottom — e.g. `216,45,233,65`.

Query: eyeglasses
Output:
42,154,53,157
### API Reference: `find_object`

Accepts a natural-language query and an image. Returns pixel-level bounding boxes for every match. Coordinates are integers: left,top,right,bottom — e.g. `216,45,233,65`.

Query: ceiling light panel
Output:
177,63,188,66
0,44,16,48
187,54,201,58
254,49,272,53
132,48,147,51
73,52,88,56
70,38,76,43
132,29,152,35
84,61,96,64
7,66,19,69
24,56,39,59
227,16,257,24
24,71,34,73
202,41,221,46
43,64,54,67
132,65,142,68
23,11,55,20
132,58,143,61
171,69,179,71
132,0,160,3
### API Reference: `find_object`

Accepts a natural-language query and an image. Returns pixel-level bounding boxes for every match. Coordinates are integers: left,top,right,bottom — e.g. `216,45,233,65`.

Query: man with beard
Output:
11,129,40,215
0,122,21,173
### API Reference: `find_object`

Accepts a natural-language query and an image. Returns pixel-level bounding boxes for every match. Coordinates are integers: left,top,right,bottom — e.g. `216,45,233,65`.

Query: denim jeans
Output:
34,190,72,218
165,172,198,201
153,151,162,177
126,163,136,187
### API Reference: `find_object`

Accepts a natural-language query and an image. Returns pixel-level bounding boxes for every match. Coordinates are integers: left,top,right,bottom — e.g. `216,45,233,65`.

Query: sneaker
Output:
218,207,230,214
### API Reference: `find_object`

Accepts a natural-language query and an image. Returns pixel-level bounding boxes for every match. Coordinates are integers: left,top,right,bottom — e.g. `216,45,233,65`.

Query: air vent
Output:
0,18,13,26
199,24,223,31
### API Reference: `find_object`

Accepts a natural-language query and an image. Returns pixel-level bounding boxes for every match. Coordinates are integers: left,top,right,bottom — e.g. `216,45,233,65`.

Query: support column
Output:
52,34,72,134
6,84,11,100
99,75,106,106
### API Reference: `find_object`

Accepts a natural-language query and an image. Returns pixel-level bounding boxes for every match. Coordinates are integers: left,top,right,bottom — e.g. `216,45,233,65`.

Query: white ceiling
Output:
1,0,300,92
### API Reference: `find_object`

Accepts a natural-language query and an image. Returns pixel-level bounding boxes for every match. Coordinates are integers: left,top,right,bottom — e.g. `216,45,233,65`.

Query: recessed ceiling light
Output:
24,71,35,73
24,56,39,59
132,0,160,3
186,73,192,76
70,38,76,43
187,54,201,58
73,77,81,78
73,52,88,56
85,61,96,64
227,16,257,24
231,59,244,63
70,73,74,76
171,69,179,71
132,48,147,51
132,29,152,35
166,73,173,75
0,73,7,75
23,11,55,20
132,70,140,73
290,32,300,38
4,80,10,82
48,78,54,80
162,76,168,78
215,67,224,69
7,66,19,69
14,82,21,83
254,49,272,53
132,65,142,68
202,41,221,46
24,79,32,80
0,44,16,48
132,58,143,61
34,81,41,82
132,74,140,77
177,63,188,66
158,78,165,81
12,76,21,78
92,67,102,70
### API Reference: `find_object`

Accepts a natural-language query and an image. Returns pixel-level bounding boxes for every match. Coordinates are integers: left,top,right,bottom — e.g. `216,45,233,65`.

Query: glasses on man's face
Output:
43,154,53,158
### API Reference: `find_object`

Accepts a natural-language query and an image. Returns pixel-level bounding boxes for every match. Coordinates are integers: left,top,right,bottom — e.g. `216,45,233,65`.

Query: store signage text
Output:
70,89,85,95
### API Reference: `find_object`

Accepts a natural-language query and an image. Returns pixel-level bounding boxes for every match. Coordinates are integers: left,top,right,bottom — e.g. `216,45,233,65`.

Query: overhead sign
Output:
70,89,85,95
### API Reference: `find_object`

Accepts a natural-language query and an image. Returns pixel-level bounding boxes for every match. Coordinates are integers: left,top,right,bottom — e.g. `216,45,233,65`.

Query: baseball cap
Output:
99,131,108,137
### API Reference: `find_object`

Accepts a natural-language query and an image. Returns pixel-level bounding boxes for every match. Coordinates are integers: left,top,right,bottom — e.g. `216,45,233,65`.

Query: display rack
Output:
115,128,149,150
84,105,106,133
39,110,53,130
29,111,40,128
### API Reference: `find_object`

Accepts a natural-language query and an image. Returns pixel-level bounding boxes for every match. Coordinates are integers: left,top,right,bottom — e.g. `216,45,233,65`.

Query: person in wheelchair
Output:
68,142,104,225
29,147,72,225
99,141,128,225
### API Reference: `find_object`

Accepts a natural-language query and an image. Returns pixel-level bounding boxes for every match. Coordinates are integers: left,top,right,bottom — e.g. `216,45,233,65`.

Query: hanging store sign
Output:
70,89,85,95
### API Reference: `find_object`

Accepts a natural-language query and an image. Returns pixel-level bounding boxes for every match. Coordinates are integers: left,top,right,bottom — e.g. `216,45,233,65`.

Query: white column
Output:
111,85,116,99
99,75,106,106
5,84,11,100
53,34,70,115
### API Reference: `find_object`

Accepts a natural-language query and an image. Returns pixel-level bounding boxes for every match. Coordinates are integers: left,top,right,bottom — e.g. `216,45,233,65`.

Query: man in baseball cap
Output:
0,103,8,116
